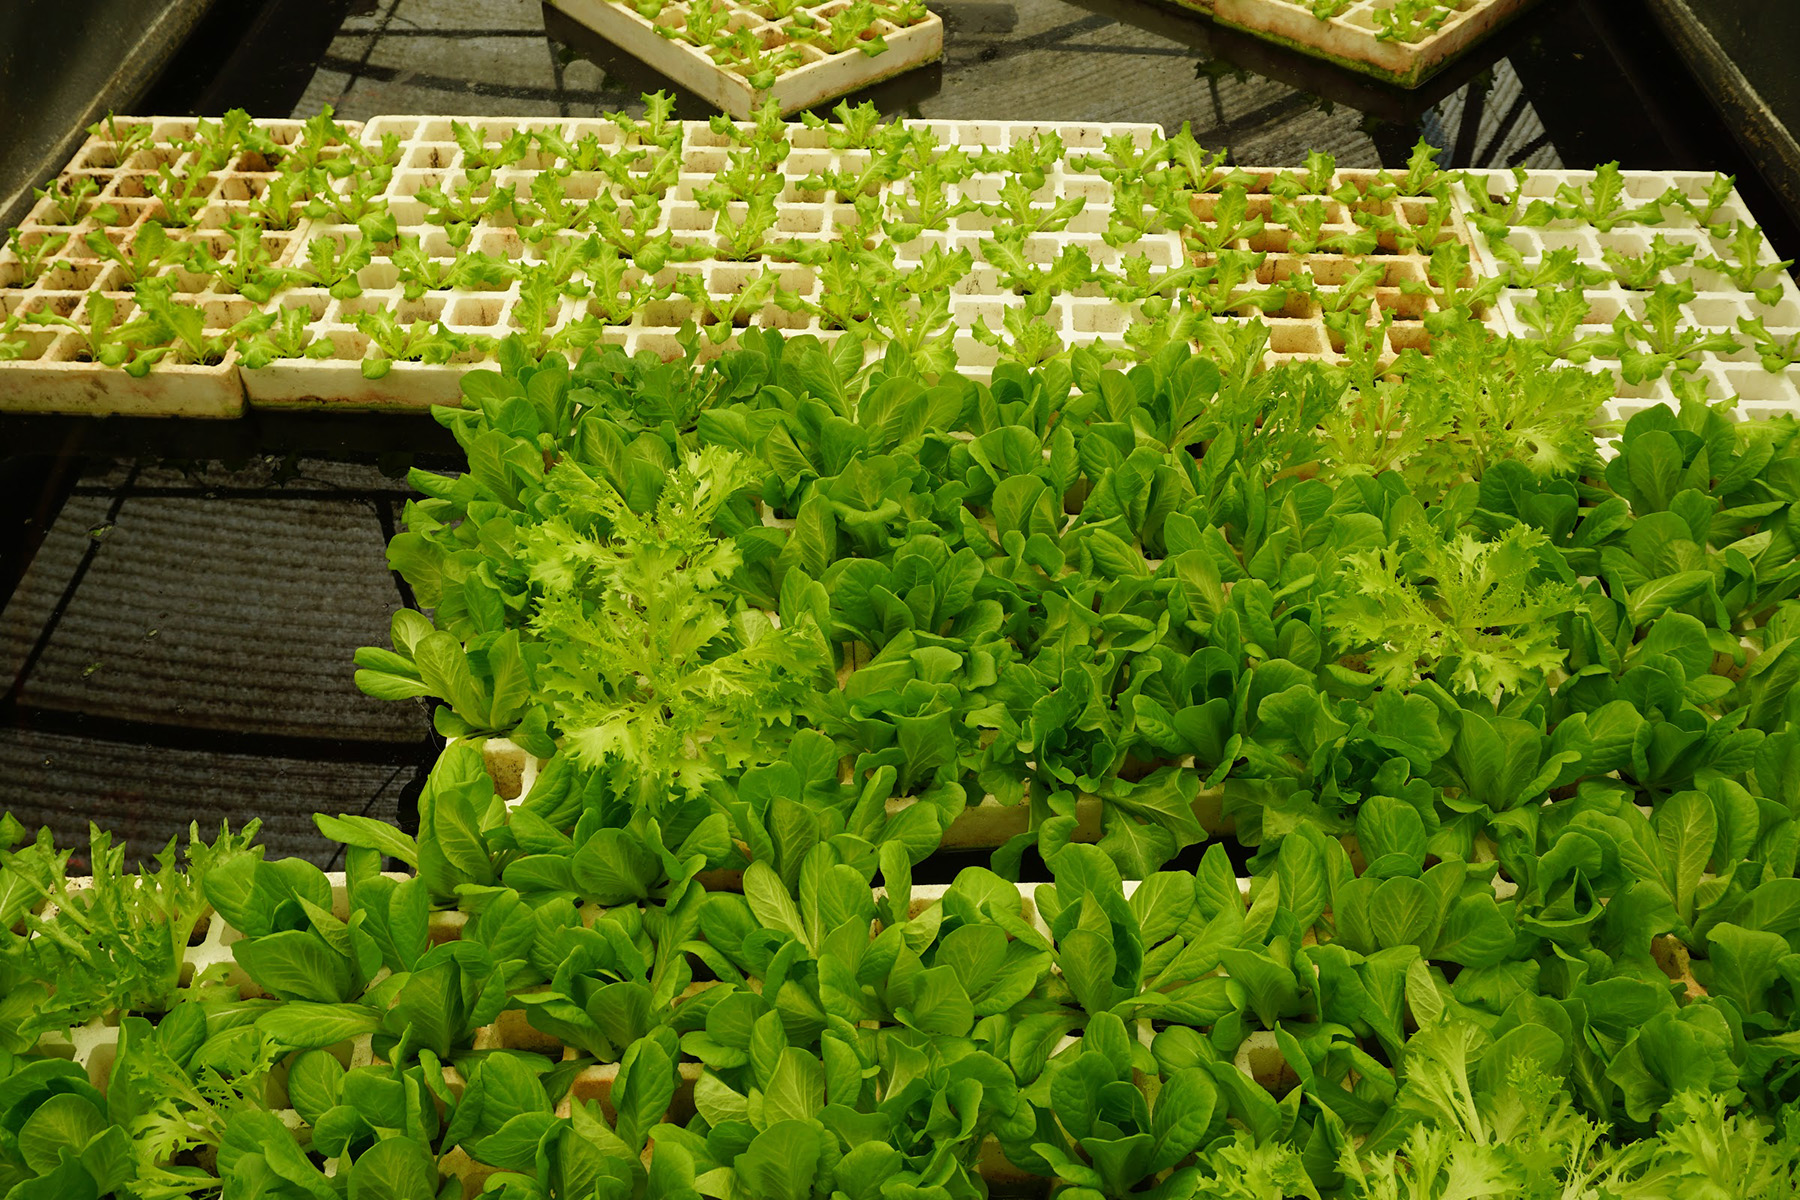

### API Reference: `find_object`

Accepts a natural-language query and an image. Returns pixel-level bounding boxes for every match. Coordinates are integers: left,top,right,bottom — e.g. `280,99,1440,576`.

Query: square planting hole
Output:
165,269,215,294
1684,296,1747,329
357,262,400,290
1376,289,1431,322
20,292,83,319
1069,301,1128,335
952,333,999,368
1614,373,1675,400
1137,239,1176,267
1058,178,1112,205
1063,206,1111,236
448,296,506,328
202,299,258,329
37,261,110,292
214,176,266,203
1387,323,1431,353
327,295,386,322
1581,293,1636,325
1712,365,1793,402
1249,228,1291,254
473,229,524,260
634,298,696,329
277,292,330,321
74,141,125,170
667,204,715,232
9,327,69,360
777,207,825,234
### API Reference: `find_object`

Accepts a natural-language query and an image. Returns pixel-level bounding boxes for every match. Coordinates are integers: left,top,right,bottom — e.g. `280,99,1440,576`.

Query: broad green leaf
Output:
1656,790,1716,928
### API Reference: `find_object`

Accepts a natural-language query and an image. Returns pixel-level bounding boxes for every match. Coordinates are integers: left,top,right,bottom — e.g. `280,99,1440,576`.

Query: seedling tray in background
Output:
544,0,943,118
1164,0,1541,88
0,116,332,417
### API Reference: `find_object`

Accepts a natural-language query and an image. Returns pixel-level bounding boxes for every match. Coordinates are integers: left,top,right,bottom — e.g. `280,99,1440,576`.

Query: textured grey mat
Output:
4,488,424,743
0,725,418,868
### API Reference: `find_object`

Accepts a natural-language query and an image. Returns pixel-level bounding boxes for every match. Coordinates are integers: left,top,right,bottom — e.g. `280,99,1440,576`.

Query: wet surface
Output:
0,0,1790,867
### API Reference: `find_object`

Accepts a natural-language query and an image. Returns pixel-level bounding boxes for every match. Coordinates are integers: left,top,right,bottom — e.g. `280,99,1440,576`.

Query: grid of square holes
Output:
1191,0,1537,86
262,117,1191,390
1460,168,1800,425
9,114,1800,428
1184,167,1503,367
0,117,360,381
548,0,942,119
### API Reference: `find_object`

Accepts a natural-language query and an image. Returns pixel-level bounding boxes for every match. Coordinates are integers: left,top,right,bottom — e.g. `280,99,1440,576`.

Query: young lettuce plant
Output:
7,819,258,1038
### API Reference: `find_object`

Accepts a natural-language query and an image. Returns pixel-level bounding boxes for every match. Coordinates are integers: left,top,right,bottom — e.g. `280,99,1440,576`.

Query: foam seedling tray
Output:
545,0,942,118
1161,0,1541,88
31,852,1712,1200
1186,165,1508,366
242,116,1187,407
9,112,1800,429
1458,168,1800,426
0,116,355,417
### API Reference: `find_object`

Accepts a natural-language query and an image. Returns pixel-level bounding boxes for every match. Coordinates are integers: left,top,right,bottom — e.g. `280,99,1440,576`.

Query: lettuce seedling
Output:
1492,243,1611,290
355,311,477,378
665,0,730,44
244,169,310,230
1596,281,1743,383
880,144,973,240
1186,184,1266,256
697,175,783,260
975,175,1087,238
145,160,215,227
1605,232,1696,290
513,171,601,241
714,28,804,90
32,175,100,226
1663,172,1738,236
532,126,613,174
1524,162,1665,232
132,281,278,365
5,227,67,286
451,120,532,185
416,176,515,249
1700,219,1794,306
1374,4,1453,47
237,306,335,368
82,220,192,288
984,233,1094,307
811,0,889,55
1737,315,1800,372
11,820,257,1036
607,91,683,152
279,106,357,174
391,237,520,300
972,305,1066,367
25,292,171,375
1329,520,1579,699
0,315,25,361
86,112,155,164
301,158,395,224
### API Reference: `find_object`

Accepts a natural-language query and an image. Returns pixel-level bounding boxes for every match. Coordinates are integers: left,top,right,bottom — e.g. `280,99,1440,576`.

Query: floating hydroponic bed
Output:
9,230,1800,1196
3,105,1798,427
545,0,943,118
1159,0,1541,87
